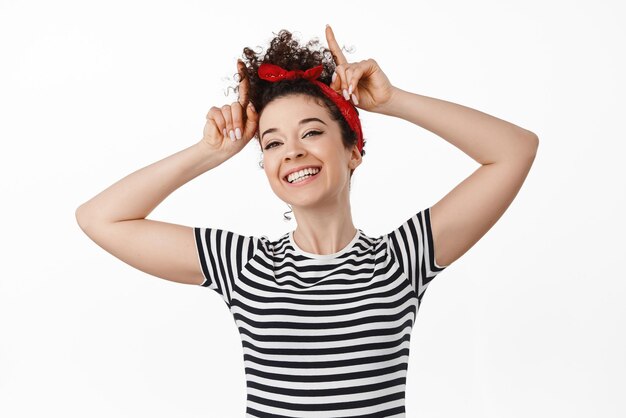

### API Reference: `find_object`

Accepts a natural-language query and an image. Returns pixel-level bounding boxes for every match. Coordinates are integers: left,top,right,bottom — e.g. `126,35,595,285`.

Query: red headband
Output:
257,62,364,154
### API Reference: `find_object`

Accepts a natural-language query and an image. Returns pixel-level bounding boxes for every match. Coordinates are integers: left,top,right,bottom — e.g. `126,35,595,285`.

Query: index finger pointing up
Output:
325,25,348,66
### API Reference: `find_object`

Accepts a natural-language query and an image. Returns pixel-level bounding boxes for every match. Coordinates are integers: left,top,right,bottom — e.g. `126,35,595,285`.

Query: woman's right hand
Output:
200,59,259,156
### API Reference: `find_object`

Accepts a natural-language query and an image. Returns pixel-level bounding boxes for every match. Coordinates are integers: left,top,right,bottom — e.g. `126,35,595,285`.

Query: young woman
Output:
76,25,538,417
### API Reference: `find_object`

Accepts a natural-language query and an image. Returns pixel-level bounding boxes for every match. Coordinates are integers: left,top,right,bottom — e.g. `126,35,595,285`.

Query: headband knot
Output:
257,62,364,154
257,63,324,82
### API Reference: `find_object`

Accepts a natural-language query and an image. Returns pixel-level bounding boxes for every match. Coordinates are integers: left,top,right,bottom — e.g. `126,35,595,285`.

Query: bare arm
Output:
379,87,539,267
378,87,538,164
76,141,226,225
76,58,259,286
75,142,231,285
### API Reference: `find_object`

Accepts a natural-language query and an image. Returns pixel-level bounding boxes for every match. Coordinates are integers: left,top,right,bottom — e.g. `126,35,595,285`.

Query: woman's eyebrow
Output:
261,118,327,141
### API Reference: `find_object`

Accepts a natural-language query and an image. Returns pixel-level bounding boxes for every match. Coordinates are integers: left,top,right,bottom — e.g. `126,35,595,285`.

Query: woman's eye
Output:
264,142,279,150
304,130,322,138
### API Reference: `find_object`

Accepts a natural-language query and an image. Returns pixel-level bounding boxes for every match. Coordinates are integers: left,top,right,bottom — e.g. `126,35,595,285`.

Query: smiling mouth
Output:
284,168,322,184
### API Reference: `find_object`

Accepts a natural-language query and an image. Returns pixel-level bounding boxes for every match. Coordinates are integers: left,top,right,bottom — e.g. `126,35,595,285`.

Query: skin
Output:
258,94,363,254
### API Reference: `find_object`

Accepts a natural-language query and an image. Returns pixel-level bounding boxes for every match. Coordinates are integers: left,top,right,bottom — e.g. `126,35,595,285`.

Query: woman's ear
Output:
350,144,363,170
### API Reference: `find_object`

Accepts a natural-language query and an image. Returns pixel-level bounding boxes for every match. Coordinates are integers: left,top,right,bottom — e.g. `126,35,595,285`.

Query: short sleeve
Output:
385,207,448,301
193,227,259,308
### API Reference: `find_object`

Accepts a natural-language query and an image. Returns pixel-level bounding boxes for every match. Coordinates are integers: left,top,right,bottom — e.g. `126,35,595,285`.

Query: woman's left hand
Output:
325,24,396,113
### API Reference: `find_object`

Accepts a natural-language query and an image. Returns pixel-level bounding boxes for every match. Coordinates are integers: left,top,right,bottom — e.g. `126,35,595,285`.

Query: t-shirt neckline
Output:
289,228,362,259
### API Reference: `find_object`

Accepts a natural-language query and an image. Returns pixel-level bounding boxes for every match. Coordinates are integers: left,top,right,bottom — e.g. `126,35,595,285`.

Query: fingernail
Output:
343,89,349,100
351,94,359,105
332,72,337,83
348,84,353,95
235,128,242,140
230,130,236,141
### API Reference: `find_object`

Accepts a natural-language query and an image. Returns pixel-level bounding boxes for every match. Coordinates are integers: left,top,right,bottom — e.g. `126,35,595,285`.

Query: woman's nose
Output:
283,139,306,160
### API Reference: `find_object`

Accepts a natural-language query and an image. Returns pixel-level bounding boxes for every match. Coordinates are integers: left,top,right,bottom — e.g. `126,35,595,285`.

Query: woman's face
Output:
258,94,362,210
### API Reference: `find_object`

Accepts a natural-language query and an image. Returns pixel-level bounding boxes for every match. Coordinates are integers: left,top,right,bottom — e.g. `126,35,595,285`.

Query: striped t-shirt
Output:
193,207,447,417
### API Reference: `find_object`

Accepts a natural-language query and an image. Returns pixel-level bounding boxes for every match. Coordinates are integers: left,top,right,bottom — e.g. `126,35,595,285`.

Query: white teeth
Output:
287,167,320,183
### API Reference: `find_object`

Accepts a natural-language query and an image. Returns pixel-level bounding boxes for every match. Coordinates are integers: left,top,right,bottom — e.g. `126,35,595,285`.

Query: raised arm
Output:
75,59,259,285
75,141,231,285
377,88,538,267
324,24,539,268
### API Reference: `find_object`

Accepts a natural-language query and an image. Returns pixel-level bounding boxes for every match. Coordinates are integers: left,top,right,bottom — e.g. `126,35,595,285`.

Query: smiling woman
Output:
76,24,537,418
257,92,363,226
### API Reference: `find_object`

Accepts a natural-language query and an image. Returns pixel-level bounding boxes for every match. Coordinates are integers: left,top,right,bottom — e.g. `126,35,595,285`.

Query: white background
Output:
1,0,625,417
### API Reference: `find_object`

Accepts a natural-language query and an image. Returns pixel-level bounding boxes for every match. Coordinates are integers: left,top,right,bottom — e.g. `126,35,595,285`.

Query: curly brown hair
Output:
234,29,367,170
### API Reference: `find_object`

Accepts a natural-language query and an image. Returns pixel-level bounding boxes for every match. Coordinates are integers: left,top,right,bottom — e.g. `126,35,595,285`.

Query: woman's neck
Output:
291,199,357,255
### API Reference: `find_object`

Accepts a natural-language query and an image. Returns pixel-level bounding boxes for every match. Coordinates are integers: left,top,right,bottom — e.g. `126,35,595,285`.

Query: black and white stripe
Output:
193,207,447,417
